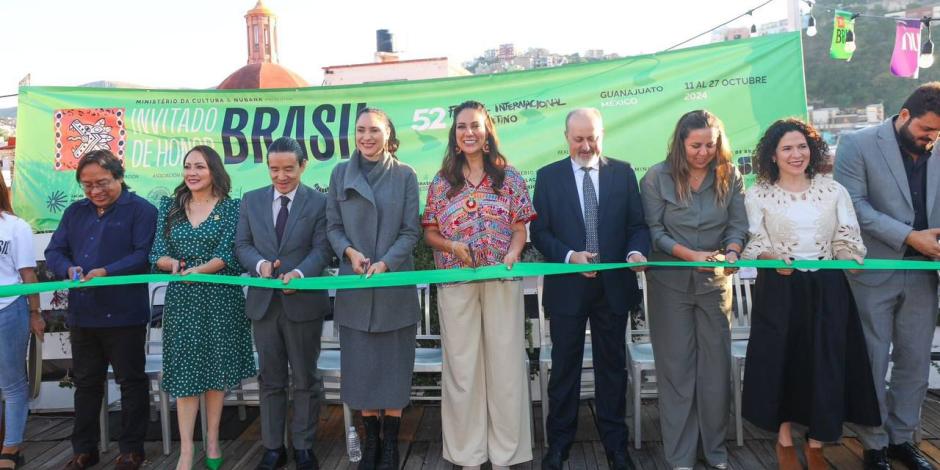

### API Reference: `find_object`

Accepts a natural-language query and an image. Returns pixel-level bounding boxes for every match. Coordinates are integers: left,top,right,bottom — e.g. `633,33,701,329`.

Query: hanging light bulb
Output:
921,21,935,68
921,38,935,68
751,23,758,34
844,30,857,53
806,15,818,37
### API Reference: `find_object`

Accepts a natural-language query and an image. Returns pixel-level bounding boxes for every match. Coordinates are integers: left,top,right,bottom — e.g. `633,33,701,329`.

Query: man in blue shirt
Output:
45,150,157,470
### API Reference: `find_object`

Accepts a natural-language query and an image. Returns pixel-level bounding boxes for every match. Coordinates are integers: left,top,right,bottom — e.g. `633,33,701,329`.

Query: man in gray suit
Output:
235,137,332,470
835,83,940,470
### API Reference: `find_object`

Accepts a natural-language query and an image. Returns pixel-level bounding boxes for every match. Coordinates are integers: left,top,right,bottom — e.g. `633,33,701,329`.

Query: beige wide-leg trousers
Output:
438,280,533,467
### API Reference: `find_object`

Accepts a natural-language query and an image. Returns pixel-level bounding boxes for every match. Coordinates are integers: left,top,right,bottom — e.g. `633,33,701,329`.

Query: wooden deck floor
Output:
16,394,940,469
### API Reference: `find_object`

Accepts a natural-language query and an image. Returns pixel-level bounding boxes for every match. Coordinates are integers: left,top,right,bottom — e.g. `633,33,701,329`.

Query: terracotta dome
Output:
217,62,310,89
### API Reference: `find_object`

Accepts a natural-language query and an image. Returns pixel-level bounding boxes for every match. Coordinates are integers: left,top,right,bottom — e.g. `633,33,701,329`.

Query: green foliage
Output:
804,0,940,112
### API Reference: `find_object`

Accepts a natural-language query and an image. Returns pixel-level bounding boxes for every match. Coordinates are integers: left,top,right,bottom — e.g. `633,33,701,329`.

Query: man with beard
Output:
835,83,940,470
531,108,650,470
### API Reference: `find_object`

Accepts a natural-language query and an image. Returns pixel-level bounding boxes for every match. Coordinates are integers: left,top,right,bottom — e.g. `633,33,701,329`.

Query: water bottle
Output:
346,425,362,462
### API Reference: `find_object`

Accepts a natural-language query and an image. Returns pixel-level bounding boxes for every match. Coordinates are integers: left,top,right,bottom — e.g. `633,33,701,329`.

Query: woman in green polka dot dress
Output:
150,146,256,470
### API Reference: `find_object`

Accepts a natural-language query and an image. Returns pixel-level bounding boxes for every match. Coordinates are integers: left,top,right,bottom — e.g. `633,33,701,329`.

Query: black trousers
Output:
69,324,149,454
546,279,629,454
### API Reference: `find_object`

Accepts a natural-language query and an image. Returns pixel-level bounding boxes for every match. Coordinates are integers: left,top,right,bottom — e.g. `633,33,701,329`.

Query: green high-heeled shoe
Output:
205,454,223,470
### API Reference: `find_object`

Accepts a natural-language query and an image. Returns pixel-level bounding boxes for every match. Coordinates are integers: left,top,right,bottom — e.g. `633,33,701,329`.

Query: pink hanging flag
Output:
891,19,922,78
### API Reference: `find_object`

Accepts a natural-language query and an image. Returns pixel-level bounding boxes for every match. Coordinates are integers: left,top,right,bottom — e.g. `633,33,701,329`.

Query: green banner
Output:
2,259,937,297
14,33,807,231
830,10,857,60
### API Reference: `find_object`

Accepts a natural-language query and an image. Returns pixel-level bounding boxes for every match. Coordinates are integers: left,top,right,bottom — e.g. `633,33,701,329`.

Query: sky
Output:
1,0,796,109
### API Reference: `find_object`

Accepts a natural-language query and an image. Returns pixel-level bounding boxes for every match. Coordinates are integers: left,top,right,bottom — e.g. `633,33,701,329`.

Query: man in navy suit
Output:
531,108,651,470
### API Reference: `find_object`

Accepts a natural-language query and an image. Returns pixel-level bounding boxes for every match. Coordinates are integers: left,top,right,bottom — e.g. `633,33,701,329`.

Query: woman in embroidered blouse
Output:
422,100,535,470
740,119,880,470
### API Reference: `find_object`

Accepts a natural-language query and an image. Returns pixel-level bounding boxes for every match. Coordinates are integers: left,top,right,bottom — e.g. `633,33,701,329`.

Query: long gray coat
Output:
327,151,421,333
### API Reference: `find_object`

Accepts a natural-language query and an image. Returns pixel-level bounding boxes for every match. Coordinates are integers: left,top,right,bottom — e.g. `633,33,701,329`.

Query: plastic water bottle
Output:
346,426,362,462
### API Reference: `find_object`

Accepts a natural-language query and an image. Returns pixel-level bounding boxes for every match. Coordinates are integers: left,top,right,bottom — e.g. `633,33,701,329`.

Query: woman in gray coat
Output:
326,108,421,470
639,110,748,470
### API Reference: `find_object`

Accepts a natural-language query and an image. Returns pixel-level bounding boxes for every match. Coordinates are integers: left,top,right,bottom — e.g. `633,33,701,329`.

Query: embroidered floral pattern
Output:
422,166,535,269
742,175,866,261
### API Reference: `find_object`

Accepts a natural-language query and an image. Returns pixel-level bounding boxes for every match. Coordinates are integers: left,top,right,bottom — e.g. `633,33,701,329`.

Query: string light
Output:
844,29,857,54
803,1,817,37
921,18,935,68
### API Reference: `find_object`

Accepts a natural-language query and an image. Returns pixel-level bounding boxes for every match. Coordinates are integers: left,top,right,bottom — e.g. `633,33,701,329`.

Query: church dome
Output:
217,63,309,89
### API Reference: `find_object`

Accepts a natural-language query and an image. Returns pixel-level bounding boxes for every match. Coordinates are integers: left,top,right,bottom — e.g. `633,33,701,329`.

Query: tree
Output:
803,0,940,112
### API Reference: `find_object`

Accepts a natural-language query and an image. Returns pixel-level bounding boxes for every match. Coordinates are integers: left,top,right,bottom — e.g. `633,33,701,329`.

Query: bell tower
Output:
245,0,278,64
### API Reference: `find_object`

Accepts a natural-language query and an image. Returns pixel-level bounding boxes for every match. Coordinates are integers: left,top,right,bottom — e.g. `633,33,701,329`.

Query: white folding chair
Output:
100,283,174,455
729,272,755,447
535,275,595,447
626,272,656,449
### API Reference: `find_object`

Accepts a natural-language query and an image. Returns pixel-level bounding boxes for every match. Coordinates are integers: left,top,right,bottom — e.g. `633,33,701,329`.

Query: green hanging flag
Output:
830,9,856,60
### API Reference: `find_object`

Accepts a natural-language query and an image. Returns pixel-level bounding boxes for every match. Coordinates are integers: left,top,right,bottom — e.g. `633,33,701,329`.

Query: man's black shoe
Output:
294,449,319,470
255,447,288,470
606,450,636,470
888,442,934,470
863,447,891,470
541,450,566,470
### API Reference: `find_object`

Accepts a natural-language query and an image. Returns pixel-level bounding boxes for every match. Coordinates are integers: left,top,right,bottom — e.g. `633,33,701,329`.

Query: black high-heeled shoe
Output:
0,451,25,469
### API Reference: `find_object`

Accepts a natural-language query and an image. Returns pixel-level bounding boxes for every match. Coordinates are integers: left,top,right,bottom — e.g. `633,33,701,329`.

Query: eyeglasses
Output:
79,178,116,192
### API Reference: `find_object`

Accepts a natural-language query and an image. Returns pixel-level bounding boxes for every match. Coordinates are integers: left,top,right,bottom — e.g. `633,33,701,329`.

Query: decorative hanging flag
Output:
891,19,923,78
830,10,856,60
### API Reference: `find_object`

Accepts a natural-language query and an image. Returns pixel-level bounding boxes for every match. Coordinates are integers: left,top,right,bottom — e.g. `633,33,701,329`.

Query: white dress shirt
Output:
256,186,304,278
572,157,600,216
564,156,642,264
271,186,298,226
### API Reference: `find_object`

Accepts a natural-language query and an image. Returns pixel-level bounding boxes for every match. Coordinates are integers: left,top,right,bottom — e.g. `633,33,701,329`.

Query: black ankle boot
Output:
377,416,400,470
359,416,381,470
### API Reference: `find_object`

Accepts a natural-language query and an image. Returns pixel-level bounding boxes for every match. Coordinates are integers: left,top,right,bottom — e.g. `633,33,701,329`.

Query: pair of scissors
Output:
359,257,372,278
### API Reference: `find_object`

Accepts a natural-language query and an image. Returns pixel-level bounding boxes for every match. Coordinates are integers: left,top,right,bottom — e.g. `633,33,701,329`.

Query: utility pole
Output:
787,0,803,32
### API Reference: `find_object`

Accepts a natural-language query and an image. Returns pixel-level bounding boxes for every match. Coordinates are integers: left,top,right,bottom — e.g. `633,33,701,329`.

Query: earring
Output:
455,146,462,154
482,143,491,153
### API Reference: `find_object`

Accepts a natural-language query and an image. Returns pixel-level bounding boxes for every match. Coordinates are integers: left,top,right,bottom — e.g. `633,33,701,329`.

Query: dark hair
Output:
164,146,231,237
356,107,400,158
76,149,128,190
267,136,307,165
0,171,12,217
752,118,830,184
440,100,507,199
665,110,734,204
901,81,940,118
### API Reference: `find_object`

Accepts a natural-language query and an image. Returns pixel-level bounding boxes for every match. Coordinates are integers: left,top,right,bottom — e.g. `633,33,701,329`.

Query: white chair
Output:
729,272,755,447
535,275,595,447
315,311,356,459
626,272,655,449
412,285,443,401
319,285,435,460
100,284,174,455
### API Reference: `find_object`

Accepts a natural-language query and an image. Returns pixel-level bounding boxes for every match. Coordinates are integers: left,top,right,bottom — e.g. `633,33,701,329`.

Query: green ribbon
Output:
4,259,938,297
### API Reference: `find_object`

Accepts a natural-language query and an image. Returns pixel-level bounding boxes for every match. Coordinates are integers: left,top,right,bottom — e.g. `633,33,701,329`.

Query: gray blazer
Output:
639,161,748,294
235,183,332,321
834,117,940,286
326,151,421,333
